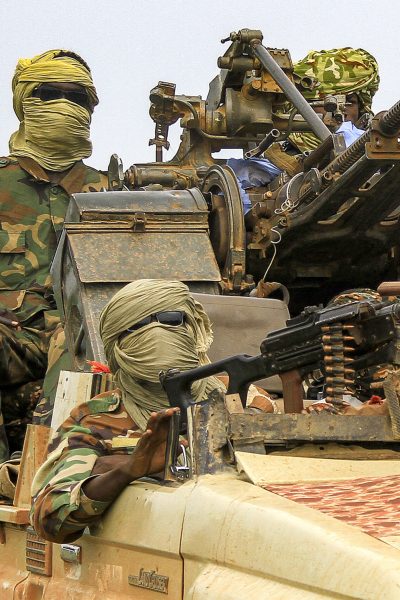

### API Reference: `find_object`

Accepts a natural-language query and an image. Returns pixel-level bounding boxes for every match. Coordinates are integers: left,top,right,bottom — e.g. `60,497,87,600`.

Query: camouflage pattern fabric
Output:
0,156,107,459
290,47,379,153
33,323,71,427
31,389,139,543
0,407,9,463
328,288,382,306
2,380,42,457
293,47,379,113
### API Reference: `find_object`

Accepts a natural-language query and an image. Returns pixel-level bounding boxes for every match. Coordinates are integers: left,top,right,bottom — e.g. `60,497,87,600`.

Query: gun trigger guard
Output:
170,444,191,480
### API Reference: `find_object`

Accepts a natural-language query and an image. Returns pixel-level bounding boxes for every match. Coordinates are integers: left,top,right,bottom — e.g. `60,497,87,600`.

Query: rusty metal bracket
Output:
365,116,400,160
131,212,147,232
26,526,52,576
365,137,400,160
107,153,125,191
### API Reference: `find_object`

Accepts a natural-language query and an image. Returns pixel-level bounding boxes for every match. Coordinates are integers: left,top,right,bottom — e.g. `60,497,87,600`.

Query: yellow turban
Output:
9,49,97,171
12,49,98,121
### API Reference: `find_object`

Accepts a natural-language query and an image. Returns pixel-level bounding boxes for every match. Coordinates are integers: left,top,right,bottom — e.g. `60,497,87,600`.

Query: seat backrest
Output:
192,294,290,392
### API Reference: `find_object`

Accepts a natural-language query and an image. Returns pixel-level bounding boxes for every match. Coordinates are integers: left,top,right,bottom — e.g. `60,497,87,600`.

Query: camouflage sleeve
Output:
30,414,112,544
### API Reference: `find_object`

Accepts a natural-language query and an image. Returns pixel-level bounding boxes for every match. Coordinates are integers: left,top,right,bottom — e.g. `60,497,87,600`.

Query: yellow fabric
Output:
288,132,321,153
9,49,97,171
12,49,98,121
9,98,92,171
99,279,225,431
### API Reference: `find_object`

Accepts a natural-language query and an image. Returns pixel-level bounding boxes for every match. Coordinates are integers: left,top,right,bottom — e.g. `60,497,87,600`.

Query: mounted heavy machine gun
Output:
107,28,400,309
160,298,400,467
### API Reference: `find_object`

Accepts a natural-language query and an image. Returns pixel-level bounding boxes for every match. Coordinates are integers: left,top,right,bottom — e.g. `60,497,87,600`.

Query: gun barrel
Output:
250,40,331,143
379,99,400,135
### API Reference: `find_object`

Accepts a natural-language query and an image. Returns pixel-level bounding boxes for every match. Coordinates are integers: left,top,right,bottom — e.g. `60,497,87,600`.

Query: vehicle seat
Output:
192,294,289,392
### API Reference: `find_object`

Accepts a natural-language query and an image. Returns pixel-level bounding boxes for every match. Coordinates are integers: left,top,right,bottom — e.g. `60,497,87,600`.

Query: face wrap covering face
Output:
99,279,225,431
9,98,92,171
289,47,379,153
9,49,98,171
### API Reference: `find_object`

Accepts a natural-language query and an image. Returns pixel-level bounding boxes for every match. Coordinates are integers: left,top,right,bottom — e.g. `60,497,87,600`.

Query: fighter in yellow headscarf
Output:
0,49,107,460
289,47,379,153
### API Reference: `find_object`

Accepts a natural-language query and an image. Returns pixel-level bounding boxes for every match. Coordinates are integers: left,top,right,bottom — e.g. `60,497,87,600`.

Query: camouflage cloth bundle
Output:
290,47,379,153
328,288,382,306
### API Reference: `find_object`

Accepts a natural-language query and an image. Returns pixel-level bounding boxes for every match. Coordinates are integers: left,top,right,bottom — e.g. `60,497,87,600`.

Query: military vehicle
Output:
2,28,400,599
3,293,400,598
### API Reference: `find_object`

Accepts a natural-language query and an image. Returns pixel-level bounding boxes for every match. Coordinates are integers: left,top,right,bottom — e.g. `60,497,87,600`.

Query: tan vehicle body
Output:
2,455,400,599
3,272,400,600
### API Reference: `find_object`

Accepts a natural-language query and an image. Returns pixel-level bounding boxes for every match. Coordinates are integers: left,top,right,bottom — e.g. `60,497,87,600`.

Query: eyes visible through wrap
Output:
31,82,91,110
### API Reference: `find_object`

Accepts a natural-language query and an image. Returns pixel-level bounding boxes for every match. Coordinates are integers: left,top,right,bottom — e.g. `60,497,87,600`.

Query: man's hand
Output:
82,407,182,502
303,401,342,415
125,408,179,479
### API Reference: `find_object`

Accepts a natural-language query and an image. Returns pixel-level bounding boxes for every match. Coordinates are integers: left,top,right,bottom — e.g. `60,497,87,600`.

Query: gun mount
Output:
108,28,400,310
161,299,400,434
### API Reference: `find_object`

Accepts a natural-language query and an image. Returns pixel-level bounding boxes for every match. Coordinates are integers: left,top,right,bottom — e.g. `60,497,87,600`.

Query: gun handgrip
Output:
280,369,304,413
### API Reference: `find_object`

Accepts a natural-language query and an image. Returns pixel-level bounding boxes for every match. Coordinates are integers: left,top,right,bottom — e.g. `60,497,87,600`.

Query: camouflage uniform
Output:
32,322,70,427
31,389,140,544
0,156,107,459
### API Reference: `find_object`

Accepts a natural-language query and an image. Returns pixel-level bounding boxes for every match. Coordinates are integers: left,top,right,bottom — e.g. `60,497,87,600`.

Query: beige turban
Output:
99,279,225,431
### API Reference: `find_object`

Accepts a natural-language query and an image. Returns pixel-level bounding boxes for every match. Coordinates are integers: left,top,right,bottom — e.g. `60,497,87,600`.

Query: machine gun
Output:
112,28,400,309
161,299,400,430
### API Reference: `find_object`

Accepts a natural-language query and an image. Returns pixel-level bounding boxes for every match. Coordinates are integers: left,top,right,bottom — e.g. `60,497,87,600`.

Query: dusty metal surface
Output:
52,188,221,369
190,390,229,476
229,413,396,442
26,527,52,576
68,232,220,283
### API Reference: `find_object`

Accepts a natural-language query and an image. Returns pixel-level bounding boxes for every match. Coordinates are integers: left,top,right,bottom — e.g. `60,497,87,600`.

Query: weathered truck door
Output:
39,479,194,599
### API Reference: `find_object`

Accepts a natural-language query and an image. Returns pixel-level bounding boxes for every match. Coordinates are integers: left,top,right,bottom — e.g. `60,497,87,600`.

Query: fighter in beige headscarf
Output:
31,279,275,543
10,49,98,170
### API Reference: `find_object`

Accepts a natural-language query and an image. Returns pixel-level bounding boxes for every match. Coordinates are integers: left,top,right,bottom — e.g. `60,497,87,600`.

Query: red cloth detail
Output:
368,395,384,404
86,360,111,373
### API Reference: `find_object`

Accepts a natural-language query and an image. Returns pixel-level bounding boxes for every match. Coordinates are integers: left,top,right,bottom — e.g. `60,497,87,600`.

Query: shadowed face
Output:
343,93,360,124
31,82,92,111
313,92,360,125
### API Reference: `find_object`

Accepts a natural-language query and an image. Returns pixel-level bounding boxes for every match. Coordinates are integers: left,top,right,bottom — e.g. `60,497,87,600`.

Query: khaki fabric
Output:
100,280,225,431
12,49,98,120
10,98,92,171
0,459,19,500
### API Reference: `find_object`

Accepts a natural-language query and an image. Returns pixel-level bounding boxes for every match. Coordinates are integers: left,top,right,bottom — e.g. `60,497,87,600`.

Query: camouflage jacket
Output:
31,389,141,544
0,156,107,325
